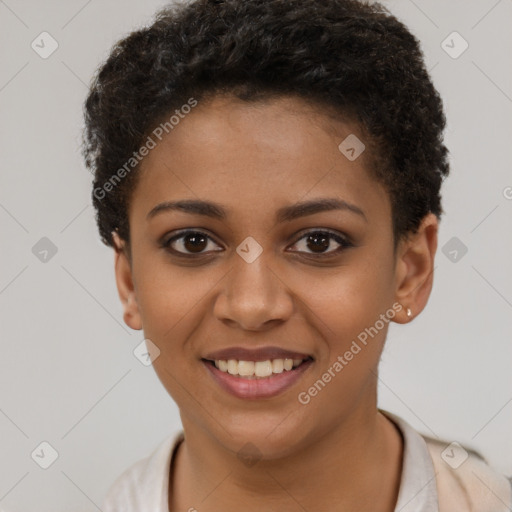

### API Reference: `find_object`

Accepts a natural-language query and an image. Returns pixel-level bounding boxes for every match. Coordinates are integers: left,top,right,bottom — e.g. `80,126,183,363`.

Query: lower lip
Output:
202,359,314,399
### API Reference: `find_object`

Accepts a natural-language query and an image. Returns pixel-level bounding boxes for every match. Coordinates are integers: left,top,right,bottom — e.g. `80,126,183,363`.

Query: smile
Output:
209,358,308,378
202,357,314,399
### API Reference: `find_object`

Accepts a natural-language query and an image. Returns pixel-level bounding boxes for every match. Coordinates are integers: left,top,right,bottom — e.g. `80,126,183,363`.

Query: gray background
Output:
1,0,511,510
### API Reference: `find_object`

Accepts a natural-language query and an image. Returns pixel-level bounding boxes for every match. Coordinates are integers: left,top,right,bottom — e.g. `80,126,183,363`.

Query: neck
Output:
170,404,403,512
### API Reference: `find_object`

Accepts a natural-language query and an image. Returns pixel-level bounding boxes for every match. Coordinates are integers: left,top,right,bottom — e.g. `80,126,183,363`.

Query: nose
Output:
213,252,294,331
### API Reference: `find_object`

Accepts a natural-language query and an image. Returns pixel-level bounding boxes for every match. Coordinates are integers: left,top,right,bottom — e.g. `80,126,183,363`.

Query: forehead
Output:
131,95,390,225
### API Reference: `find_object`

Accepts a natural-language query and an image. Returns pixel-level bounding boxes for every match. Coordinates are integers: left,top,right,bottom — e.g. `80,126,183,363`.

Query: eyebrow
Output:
146,197,367,223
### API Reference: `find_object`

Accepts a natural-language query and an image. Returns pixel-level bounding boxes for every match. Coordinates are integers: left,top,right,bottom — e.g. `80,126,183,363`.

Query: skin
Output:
112,95,438,512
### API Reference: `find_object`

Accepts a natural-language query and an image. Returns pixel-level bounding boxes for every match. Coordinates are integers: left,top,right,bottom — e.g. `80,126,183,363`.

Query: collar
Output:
126,410,439,511
380,410,439,512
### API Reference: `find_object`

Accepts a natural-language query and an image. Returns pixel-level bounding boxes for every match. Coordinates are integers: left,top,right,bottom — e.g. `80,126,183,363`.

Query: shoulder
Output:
422,435,512,512
101,454,151,512
380,409,512,512
101,430,184,512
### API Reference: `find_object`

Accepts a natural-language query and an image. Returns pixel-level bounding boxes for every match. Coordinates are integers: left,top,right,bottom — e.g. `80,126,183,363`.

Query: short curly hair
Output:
82,0,449,249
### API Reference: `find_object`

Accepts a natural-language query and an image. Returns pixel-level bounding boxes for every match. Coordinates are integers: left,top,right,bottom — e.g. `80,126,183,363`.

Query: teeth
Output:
212,358,307,378
238,360,255,376
227,359,238,375
254,360,273,377
272,359,284,373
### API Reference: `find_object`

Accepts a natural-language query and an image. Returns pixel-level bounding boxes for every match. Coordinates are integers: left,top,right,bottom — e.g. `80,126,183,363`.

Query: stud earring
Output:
406,308,412,318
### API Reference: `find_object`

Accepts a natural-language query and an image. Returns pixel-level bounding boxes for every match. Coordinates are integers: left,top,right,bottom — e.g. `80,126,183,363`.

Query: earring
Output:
406,308,412,318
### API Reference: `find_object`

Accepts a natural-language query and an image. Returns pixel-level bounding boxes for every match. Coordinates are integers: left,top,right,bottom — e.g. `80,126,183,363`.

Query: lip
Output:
203,346,313,362
202,358,314,399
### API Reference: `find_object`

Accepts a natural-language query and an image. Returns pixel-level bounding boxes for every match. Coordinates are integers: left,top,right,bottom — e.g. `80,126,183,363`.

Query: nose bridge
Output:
231,249,275,299
214,246,292,330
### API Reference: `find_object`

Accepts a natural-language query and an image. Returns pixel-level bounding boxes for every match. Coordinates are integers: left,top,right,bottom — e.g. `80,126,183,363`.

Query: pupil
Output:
184,233,207,253
307,233,329,253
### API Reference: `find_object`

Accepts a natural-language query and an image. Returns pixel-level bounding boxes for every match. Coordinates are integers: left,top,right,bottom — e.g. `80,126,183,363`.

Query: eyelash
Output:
160,229,353,259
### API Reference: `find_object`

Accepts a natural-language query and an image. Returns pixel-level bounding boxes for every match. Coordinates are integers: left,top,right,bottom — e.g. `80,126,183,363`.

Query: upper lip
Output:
203,346,313,362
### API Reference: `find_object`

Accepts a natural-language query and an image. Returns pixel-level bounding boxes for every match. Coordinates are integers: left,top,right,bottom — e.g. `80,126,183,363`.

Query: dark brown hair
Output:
82,0,449,248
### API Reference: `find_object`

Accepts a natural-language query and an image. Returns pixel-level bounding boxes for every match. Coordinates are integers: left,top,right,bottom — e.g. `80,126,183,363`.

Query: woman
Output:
82,0,512,510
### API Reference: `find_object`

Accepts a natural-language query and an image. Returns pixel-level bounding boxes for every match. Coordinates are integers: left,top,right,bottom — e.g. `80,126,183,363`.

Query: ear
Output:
112,231,143,331
392,213,438,324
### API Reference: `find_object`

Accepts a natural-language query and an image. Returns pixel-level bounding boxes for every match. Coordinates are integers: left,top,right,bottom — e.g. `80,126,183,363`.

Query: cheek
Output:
134,265,214,400
295,258,394,345
135,264,214,345
292,262,394,422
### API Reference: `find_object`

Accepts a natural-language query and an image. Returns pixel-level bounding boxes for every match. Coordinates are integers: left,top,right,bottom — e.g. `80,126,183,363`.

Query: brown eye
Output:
305,232,330,253
289,230,352,257
163,230,222,256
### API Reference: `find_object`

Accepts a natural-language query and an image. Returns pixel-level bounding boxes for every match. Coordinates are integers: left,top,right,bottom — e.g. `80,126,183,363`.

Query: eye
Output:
161,230,223,256
288,230,352,257
161,229,353,259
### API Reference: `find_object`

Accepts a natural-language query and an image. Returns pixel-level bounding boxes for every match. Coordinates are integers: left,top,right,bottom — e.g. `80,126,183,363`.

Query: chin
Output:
218,416,308,460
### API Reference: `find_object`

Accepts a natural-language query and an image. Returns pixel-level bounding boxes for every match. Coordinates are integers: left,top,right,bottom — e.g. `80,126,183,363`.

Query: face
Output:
114,95,437,459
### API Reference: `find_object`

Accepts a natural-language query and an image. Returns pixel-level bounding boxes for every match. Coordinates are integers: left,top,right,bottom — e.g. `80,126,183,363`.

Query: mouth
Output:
201,356,314,399
201,356,313,378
